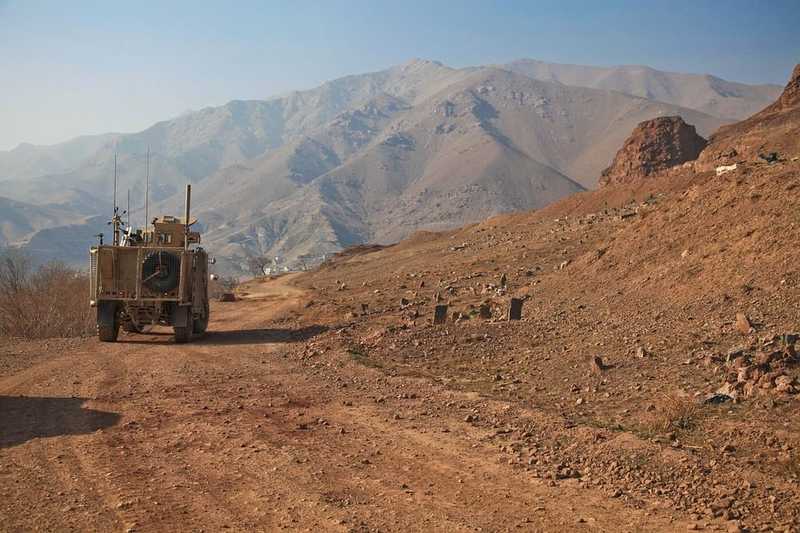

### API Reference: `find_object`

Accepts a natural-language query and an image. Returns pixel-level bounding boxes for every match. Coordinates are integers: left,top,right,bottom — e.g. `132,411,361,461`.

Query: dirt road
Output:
1,275,687,532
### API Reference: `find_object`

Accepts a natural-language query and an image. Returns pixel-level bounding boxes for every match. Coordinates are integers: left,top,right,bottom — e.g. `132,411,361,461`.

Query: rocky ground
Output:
290,153,800,532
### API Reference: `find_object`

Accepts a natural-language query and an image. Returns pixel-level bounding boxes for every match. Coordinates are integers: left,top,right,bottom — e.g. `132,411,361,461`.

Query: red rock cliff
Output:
599,116,707,186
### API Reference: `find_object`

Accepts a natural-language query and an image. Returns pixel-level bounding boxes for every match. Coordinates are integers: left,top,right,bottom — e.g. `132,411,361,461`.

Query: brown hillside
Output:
697,64,800,170
289,68,800,531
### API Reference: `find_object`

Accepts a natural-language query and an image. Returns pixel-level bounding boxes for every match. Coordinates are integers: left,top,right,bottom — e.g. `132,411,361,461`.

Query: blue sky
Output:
1,0,798,150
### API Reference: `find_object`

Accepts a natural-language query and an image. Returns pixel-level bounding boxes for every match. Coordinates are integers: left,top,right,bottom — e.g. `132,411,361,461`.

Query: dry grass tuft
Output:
650,393,702,433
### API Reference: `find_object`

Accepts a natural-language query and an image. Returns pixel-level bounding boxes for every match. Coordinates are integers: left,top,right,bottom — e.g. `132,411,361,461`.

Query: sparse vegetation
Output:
0,248,93,339
245,254,271,277
649,393,702,434
209,274,240,300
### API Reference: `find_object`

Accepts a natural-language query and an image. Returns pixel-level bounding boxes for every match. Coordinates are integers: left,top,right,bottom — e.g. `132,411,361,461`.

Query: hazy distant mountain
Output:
0,196,82,247
171,66,726,270
1,58,748,272
0,60,465,212
504,59,782,120
0,133,121,182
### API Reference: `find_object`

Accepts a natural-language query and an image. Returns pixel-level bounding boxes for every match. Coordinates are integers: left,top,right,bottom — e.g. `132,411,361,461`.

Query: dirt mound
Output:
697,63,800,170
599,116,707,186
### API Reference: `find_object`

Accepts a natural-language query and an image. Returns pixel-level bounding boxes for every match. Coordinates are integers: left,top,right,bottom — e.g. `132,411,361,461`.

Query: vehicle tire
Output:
142,251,181,293
97,302,120,342
193,302,209,335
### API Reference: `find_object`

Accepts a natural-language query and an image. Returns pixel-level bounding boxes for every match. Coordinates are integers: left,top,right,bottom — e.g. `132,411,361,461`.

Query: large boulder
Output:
599,116,708,186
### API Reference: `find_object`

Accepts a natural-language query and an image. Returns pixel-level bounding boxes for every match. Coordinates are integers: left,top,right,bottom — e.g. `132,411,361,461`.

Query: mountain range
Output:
0,58,782,272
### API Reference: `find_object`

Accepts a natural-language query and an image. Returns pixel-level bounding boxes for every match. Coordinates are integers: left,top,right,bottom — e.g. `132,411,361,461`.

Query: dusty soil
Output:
1,274,692,533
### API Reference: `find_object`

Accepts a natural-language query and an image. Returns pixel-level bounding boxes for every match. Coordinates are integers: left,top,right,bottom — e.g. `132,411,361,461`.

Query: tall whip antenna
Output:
127,189,130,227
145,146,150,230
111,151,121,246
113,152,118,215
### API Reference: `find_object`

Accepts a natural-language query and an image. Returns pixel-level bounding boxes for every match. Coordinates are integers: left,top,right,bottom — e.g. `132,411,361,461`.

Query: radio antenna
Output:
145,146,150,230
113,151,118,215
111,151,121,246
127,189,130,227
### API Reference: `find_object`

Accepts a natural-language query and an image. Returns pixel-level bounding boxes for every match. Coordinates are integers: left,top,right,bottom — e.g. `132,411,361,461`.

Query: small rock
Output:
706,383,739,403
775,374,795,393
725,521,743,533
589,356,606,373
735,313,753,335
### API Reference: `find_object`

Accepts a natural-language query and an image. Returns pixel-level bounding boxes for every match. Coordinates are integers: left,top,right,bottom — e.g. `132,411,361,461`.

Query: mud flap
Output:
193,302,209,335
172,305,192,343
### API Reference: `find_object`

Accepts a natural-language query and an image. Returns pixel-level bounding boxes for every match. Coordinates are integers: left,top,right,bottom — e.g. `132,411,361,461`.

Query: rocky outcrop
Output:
777,63,800,108
696,63,800,171
599,116,707,186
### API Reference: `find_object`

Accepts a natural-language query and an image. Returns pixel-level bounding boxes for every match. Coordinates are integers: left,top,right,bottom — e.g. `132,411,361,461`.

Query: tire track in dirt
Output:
1,275,688,531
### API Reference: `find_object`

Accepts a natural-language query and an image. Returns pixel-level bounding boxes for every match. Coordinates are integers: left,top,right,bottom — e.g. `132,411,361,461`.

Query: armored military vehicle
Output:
89,185,210,343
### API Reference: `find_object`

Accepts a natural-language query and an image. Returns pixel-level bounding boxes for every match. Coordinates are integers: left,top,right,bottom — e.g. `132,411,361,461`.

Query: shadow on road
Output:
197,325,329,345
0,396,120,449
115,325,329,345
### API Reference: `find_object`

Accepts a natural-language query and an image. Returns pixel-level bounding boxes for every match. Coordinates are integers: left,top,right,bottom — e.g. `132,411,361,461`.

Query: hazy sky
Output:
1,0,798,150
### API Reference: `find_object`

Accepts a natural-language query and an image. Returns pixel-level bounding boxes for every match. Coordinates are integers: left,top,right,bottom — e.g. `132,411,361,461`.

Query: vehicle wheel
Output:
97,302,119,342
193,302,209,335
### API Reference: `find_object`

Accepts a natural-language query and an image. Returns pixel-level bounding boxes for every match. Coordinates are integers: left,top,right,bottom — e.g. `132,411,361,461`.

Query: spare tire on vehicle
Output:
142,251,181,293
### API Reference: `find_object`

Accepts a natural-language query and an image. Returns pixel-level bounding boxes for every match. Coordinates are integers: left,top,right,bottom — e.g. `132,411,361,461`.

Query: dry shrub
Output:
0,249,94,339
650,393,701,433
209,275,240,300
